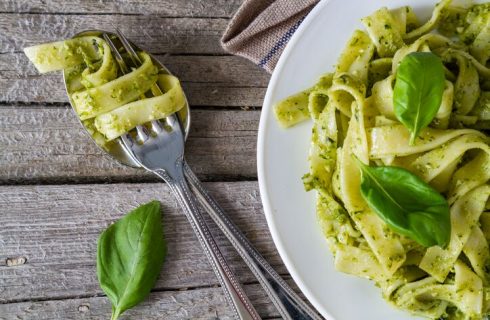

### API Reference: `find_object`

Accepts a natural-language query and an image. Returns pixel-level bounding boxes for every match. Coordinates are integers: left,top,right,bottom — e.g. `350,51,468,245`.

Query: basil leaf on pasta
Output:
273,1,490,318
393,52,446,145
355,159,450,248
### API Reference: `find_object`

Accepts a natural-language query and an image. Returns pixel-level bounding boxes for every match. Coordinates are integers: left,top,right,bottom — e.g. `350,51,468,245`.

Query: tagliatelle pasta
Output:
24,34,185,144
275,1,490,319
94,74,186,141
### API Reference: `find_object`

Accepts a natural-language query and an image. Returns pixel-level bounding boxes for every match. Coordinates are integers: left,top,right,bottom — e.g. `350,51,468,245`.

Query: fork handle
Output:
152,163,261,320
183,162,323,320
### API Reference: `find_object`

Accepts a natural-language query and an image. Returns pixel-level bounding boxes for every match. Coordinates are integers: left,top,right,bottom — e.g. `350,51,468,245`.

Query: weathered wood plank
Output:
0,14,229,54
0,53,268,105
0,0,242,17
0,107,259,183
0,182,287,304
0,284,282,320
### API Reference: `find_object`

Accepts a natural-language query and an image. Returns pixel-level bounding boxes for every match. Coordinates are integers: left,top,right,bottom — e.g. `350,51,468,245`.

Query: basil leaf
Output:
355,159,450,248
97,200,166,320
393,52,445,145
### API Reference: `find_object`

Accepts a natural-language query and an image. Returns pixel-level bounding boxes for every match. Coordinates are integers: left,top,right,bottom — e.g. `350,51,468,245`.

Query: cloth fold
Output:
221,0,319,73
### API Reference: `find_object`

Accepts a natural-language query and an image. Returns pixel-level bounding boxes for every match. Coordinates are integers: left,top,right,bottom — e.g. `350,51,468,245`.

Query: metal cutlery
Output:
102,31,260,320
64,29,322,320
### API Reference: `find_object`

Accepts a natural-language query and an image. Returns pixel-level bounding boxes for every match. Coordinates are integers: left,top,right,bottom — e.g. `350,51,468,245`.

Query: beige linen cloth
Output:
221,0,319,73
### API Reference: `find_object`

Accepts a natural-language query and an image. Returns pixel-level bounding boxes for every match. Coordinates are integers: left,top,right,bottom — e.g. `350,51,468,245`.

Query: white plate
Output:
257,0,439,319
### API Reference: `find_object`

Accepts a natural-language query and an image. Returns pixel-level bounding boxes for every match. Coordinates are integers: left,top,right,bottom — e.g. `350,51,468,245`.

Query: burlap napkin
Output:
221,0,319,73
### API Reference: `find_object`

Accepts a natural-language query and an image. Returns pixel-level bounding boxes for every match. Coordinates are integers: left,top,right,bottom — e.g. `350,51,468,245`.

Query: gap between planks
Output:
0,53,270,106
0,0,243,17
0,107,263,184
0,283,287,320
0,182,287,302
0,14,232,54
0,277,292,306
0,12,233,19
0,182,316,319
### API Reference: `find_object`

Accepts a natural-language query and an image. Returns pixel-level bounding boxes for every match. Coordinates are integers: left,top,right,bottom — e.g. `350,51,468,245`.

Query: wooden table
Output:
0,1,312,319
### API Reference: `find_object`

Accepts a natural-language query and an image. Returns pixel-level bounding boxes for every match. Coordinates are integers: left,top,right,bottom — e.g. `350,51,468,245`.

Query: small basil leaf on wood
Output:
97,200,166,320
393,52,446,145
355,158,450,248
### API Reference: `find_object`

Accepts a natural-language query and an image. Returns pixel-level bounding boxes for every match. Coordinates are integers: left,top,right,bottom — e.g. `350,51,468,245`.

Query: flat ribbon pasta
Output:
72,52,158,120
24,36,186,148
95,74,186,140
273,1,490,318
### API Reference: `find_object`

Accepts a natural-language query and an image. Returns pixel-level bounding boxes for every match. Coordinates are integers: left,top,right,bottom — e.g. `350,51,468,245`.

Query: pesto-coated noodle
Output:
24,36,185,144
275,1,490,319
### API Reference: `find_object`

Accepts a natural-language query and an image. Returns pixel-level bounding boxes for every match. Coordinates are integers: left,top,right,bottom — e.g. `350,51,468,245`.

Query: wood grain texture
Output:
0,0,243,17
0,14,229,54
0,182,292,303
0,106,260,183
0,2,313,318
0,284,282,320
0,53,268,106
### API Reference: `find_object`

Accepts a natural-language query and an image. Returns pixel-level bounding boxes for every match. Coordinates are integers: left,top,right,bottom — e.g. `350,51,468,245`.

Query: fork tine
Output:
116,29,143,67
166,115,178,127
102,33,129,74
105,31,158,137
136,126,149,142
105,29,184,142
120,133,134,147
151,120,165,133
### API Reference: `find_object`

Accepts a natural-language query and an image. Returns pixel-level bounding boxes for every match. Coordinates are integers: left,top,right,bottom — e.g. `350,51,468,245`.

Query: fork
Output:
103,33,261,320
108,30,323,320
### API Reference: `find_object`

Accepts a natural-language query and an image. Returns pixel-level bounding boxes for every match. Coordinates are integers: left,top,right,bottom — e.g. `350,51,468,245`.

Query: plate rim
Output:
257,0,334,318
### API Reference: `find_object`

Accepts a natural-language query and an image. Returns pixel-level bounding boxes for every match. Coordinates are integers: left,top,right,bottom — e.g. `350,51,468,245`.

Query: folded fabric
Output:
221,0,319,73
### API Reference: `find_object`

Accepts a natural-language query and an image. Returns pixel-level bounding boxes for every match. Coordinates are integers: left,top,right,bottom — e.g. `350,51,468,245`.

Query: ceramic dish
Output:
257,0,442,319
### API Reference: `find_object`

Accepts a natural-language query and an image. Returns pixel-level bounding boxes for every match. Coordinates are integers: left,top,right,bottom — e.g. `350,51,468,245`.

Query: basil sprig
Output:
355,158,450,248
97,200,167,320
393,52,446,145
